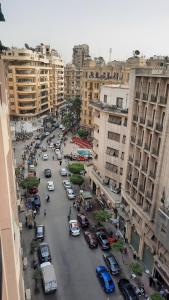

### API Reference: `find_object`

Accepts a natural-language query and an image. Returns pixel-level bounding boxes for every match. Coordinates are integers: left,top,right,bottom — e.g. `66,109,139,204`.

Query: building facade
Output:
0,61,25,299
87,84,128,210
121,66,169,284
0,44,64,120
64,63,81,100
72,44,89,68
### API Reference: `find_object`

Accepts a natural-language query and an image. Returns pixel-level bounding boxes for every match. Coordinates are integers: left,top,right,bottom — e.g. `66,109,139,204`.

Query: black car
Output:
35,225,45,241
77,214,89,228
103,253,120,275
118,278,138,300
38,243,51,263
84,230,98,248
44,168,52,178
33,195,41,208
96,231,111,250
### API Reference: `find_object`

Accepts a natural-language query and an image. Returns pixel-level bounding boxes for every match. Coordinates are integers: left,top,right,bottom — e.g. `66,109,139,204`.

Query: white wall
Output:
100,85,129,109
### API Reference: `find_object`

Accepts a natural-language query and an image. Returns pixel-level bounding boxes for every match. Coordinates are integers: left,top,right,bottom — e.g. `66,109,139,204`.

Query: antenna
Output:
109,48,112,62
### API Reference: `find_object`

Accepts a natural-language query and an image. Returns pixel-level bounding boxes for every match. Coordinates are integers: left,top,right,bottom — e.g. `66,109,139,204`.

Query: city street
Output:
15,130,123,300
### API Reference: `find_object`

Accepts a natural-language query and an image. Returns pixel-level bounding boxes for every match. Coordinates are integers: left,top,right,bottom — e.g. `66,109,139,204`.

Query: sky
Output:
0,0,169,64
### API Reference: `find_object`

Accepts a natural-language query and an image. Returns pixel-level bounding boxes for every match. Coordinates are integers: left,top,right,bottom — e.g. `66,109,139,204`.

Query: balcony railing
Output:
156,123,163,132
140,117,145,124
152,148,159,157
137,139,142,147
144,143,150,151
131,136,136,143
135,160,140,168
142,93,148,101
150,95,157,103
133,115,138,122
147,120,153,128
136,92,140,99
159,96,167,105
149,170,156,179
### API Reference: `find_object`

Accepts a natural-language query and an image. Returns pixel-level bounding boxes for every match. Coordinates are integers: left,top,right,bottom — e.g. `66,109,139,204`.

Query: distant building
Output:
64,63,82,99
0,44,64,120
72,44,90,68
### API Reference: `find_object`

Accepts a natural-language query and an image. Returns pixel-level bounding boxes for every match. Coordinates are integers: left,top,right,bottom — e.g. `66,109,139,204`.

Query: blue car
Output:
33,195,41,208
96,265,115,293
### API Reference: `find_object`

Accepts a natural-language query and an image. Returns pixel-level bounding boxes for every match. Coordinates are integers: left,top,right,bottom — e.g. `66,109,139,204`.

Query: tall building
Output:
86,84,128,209
121,66,169,283
64,63,81,100
0,44,64,120
72,44,89,68
0,61,25,299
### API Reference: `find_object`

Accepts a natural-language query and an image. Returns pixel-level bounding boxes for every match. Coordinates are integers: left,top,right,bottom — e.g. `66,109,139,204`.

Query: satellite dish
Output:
134,50,140,56
25,43,30,49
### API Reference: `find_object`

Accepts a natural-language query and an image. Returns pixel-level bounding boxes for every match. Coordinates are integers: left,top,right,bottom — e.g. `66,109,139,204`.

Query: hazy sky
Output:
1,0,169,63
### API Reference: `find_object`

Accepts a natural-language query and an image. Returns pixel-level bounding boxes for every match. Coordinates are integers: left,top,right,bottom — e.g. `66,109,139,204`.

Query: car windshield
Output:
37,227,43,234
41,246,49,256
101,234,107,240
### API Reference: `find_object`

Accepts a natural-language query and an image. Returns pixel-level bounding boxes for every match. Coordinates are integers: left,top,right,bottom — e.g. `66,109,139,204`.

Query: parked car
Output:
84,230,98,248
45,132,50,136
69,220,80,236
49,142,54,148
40,262,57,294
57,152,62,160
47,181,55,191
41,145,47,152
34,194,41,208
77,213,89,228
55,149,60,155
96,265,115,293
59,124,63,129
29,187,38,195
118,278,138,300
67,189,75,200
43,154,48,161
63,180,72,190
44,168,52,178
35,225,45,241
55,142,61,149
103,253,120,275
96,231,111,250
38,243,51,263
60,168,68,176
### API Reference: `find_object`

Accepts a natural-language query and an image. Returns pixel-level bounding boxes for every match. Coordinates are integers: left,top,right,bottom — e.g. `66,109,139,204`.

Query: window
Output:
85,91,87,98
108,131,120,142
121,152,124,160
104,95,107,103
122,135,126,144
94,93,98,99
120,168,123,175
116,97,123,108
85,82,87,88
108,115,121,125
106,162,118,174
106,147,119,157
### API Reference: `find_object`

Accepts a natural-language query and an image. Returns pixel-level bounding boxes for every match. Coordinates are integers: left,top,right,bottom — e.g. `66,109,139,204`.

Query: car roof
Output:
69,220,78,224
48,181,54,184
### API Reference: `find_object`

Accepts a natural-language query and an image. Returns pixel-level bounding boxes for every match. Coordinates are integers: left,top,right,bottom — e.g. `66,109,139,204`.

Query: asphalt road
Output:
15,130,123,300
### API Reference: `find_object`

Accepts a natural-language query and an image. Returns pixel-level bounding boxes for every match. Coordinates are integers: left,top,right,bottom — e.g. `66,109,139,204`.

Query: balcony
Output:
133,179,138,188
146,191,152,200
142,165,147,173
150,95,157,103
135,160,140,168
147,120,153,128
144,143,150,151
129,156,133,163
152,148,159,157
139,185,145,193
131,136,136,143
135,91,140,99
127,174,131,181
140,117,145,125
149,170,156,180
137,139,142,147
155,123,163,132
133,115,138,122
159,96,167,106
142,93,148,101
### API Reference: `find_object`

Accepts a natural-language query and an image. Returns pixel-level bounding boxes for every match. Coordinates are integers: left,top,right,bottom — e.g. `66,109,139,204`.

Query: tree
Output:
20,176,39,189
130,262,143,276
62,112,72,129
32,268,41,293
94,210,111,223
112,240,124,252
77,128,89,139
71,96,81,124
70,175,84,186
151,293,165,300
68,163,84,174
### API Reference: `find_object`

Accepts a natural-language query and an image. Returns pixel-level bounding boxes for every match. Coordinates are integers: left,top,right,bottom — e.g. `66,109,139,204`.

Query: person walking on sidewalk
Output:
44,209,46,217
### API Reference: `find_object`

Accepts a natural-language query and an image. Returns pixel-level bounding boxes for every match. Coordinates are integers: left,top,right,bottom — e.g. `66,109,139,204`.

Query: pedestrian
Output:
67,214,70,221
52,156,54,160
33,209,37,219
44,209,46,217
59,160,62,166
69,205,71,215
149,276,154,287
39,177,40,183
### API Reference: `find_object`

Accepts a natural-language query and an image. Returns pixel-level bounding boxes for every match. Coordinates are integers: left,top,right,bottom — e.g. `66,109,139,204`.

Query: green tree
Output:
112,240,124,252
130,262,143,276
77,128,89,139
151,293,165,300
68,163,84,174
71,96,81,124
94,210,111,224
20,176,39,189
70,175,84,186
62,112,72,129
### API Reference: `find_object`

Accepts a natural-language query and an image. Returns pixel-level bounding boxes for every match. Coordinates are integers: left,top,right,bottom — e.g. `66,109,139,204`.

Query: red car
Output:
29,187,38,195
77,156,88,161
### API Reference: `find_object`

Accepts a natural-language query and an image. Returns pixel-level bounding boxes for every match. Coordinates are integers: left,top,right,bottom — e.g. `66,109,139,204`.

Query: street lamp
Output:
0,3,5,22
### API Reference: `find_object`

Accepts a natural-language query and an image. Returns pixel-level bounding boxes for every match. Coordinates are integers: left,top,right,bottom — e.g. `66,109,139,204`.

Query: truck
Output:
40,262,57,294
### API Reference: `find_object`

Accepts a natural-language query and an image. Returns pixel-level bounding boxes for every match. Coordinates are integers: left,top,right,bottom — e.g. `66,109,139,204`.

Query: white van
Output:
40,262,57,294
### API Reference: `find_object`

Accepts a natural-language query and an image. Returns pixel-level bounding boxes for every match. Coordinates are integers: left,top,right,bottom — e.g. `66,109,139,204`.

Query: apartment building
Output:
64,63,81,99
0,44,64,120
87,84,128,210
80,56,147,129
121,67,169,285
72,44,90,68
0,61,25,299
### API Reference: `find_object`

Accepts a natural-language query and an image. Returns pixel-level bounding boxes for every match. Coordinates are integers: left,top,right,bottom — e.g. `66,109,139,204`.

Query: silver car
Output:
60,168,68,176
67,188,75,200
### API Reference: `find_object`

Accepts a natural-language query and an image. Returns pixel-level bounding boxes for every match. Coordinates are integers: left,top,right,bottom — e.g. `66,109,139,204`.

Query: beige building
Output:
0,44,64,120
121,66,169,283
72,44,90,68
0,61,25,299
87,84,128,209
64,63,81,99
